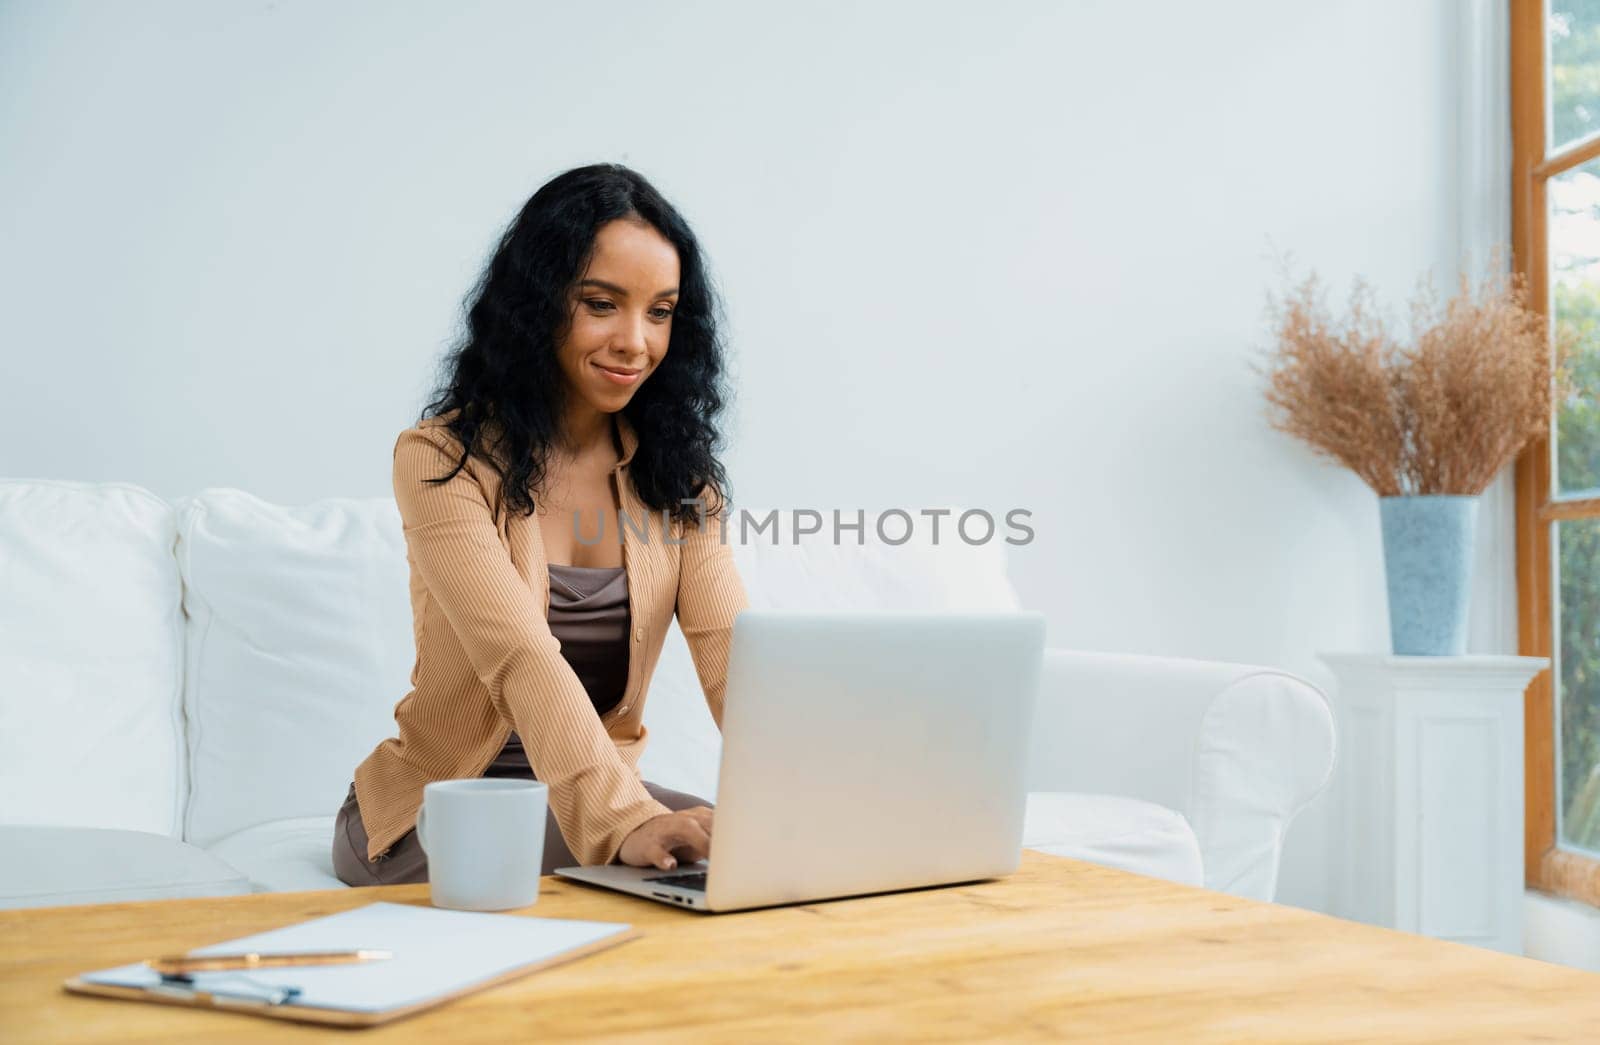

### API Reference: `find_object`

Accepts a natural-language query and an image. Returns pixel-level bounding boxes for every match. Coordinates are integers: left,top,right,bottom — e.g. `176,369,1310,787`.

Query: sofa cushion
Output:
1021,793,1204,887
173,490,413,848
169,495,1020,847
201,799,1194,899
0,480,186,837
223,798,1199,898
0,825,253,909
205,816,343,893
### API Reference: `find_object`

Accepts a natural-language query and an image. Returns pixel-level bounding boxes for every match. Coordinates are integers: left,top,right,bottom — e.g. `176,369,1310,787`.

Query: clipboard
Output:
62,901,640,1027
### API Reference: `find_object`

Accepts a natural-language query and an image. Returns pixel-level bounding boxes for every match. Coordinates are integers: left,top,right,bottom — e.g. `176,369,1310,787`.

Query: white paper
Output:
78,901,632,1013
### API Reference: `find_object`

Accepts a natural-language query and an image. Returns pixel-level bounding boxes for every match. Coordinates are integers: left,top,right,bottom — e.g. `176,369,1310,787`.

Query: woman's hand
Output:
617,807,713,871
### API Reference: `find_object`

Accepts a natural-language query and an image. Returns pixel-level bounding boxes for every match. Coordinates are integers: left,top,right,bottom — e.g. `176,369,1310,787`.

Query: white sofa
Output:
0,479,1336,909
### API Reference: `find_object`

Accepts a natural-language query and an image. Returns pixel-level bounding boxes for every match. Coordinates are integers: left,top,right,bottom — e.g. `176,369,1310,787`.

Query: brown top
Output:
486,563,629,776
353,410,747,865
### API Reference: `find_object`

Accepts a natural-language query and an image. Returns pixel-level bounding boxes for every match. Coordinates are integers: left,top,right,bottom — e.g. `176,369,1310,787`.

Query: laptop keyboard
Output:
641,870,708,891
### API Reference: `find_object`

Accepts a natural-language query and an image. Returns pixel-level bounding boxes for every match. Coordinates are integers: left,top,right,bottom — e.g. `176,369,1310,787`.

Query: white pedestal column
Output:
1318,653,1549,955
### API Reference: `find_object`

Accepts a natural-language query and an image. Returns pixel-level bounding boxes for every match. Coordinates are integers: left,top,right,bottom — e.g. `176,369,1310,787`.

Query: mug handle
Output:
415,804,430,854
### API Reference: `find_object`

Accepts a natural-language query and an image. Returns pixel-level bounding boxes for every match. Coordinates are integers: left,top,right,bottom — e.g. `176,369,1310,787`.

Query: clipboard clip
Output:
152,972,304,1008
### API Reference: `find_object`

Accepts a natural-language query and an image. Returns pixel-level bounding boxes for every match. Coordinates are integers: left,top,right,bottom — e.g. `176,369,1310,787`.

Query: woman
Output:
332,163,747,885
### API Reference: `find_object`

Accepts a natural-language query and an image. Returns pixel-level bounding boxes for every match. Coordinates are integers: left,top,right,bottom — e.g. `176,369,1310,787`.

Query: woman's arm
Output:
674,487,749,731
392,425,671,865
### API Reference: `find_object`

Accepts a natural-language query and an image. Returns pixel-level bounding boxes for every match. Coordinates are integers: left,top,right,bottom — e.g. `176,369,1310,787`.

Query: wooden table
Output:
4,850,1599,1042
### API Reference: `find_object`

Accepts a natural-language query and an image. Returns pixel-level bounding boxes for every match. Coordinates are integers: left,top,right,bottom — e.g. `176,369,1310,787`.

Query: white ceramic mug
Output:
415,778,547,911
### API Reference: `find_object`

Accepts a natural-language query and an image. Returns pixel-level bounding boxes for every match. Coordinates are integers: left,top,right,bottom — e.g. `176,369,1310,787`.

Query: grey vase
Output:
1378,495,1480,656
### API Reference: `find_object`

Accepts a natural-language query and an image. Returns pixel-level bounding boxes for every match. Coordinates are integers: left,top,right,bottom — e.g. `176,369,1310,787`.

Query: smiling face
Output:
555,217,680,424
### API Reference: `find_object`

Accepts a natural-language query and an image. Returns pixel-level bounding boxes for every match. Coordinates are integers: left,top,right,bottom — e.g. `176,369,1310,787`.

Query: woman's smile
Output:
594,361,643,386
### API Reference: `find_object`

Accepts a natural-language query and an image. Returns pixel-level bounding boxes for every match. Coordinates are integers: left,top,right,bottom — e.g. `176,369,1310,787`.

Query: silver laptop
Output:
554,609,1045,913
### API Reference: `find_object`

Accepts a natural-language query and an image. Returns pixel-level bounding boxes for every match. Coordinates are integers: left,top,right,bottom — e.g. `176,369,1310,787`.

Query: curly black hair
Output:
420,163,731,525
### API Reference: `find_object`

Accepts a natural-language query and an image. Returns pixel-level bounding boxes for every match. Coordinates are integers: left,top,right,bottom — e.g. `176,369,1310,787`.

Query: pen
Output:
147,949,393,975
148,975,304,1008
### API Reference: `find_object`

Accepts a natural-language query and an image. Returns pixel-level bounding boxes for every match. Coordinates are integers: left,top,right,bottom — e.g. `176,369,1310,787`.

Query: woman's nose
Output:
614,310,650,355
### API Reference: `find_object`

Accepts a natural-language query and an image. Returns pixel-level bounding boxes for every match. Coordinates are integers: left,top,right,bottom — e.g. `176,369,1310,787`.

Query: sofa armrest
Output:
1025,648,1336,901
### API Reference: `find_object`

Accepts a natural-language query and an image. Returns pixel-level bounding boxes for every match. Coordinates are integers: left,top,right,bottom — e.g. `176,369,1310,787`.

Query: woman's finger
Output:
648,842,677,870
666,820,711,861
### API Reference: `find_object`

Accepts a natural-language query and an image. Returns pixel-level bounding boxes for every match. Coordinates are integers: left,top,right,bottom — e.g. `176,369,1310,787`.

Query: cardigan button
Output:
634,626,645,642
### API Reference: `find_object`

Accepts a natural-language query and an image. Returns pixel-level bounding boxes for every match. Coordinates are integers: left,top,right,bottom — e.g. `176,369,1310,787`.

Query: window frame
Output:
1513,0,1600,903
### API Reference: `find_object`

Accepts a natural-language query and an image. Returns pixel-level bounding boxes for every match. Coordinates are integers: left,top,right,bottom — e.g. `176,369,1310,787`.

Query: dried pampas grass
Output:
1252,251,1577,496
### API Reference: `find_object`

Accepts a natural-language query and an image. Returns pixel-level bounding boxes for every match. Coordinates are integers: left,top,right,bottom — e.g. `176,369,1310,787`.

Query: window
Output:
1514,0,1600,901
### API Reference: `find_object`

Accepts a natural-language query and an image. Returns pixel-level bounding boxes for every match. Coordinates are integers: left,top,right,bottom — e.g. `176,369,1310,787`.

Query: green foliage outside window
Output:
1541,1,1600,850
1555,284,1600,848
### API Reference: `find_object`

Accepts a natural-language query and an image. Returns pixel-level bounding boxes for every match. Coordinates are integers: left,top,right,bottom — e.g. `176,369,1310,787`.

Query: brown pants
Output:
331,779,714,887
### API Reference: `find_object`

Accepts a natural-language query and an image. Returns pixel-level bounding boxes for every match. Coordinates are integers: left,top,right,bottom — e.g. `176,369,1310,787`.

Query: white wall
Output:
0,0,1513,914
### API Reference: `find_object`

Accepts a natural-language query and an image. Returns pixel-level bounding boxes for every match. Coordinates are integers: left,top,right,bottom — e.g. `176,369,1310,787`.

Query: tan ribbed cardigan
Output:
353,410,747,866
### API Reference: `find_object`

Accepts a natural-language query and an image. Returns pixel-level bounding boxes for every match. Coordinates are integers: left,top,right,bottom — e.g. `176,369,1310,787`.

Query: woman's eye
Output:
584,299,670,319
